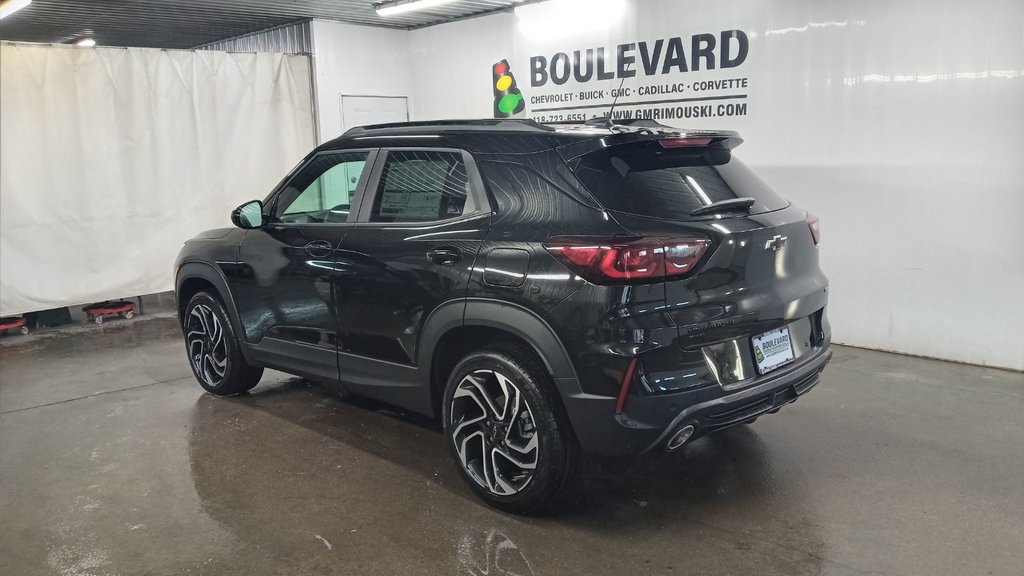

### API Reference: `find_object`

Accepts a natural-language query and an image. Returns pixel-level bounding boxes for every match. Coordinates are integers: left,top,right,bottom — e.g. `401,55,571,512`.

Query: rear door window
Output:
369,150,473,223
573,142,788,221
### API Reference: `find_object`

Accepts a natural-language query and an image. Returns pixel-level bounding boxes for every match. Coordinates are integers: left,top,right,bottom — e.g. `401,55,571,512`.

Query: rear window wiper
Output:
690,197,756,217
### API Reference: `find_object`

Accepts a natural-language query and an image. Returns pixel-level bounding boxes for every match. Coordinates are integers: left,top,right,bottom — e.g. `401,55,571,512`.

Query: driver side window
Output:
274,151,370,224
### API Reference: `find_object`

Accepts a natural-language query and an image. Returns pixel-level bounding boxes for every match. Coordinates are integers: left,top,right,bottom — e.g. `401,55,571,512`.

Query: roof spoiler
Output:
557,119,743,160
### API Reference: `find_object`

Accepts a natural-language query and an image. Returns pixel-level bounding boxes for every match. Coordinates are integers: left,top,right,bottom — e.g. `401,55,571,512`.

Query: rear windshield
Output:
572,141,788,221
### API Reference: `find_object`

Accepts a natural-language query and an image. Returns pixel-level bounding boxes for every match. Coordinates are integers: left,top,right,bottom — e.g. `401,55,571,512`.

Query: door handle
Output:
305,240,334,258
427,248,461,266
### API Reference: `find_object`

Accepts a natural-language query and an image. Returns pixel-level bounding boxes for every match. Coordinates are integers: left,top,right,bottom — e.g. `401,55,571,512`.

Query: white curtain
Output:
0,43,315,315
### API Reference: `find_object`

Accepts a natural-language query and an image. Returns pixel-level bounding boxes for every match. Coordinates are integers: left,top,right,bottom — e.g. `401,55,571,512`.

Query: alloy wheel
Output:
186,303,228,387
449,369,539,496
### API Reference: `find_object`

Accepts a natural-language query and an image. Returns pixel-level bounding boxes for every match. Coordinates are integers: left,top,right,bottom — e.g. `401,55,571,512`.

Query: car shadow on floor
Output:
186,373,823,520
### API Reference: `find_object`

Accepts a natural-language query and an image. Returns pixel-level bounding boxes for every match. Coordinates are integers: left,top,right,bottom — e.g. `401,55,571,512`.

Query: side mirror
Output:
231,200,264,229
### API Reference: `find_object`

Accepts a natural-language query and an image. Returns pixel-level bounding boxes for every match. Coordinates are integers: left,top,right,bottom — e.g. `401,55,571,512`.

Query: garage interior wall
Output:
0,43,316,316
309,20,412,141
400,0,1022,370
262,1,1021,370
1,0,1020,371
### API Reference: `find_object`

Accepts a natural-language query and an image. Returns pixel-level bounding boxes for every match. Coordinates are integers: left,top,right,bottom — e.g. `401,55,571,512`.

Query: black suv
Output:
175,119,831,513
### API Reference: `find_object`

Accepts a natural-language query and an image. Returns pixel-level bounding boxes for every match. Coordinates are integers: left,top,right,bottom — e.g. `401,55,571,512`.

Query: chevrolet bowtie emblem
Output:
764,235,787,251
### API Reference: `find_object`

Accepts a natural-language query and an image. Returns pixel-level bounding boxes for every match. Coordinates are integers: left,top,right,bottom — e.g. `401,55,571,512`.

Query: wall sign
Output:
494,30,751,123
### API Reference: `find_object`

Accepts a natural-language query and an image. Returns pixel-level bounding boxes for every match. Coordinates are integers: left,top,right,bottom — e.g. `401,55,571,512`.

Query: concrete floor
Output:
1,316,1021,576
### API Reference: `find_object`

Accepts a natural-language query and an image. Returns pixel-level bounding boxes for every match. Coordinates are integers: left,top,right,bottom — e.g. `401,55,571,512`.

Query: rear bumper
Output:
640,345,831,452
559,342,832,456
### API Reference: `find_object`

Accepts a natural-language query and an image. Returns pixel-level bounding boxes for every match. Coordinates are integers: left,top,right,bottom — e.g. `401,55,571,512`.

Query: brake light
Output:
659,137,713,148
544,237,711,284
806,213,821,245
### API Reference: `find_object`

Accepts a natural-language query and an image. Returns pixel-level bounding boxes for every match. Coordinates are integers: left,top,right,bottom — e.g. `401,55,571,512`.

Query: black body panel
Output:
229,224,347,383
333,215,488,397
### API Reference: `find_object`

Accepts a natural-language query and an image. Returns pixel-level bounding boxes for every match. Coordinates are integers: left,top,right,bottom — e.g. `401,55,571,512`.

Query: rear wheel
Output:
184,292,262,395
442,345,578,514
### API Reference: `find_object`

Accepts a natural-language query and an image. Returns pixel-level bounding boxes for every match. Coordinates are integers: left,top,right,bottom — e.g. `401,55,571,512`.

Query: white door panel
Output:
340,95,408,134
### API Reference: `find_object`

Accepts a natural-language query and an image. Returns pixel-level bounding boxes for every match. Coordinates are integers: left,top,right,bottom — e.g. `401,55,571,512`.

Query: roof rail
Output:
341,118,555,137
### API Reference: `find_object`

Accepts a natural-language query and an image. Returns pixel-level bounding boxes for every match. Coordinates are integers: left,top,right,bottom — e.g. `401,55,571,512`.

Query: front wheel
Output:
442,345,578,514
184,292,263,395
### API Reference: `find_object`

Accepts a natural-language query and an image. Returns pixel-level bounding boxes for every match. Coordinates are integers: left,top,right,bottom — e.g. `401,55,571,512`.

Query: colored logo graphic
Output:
492,59,526,118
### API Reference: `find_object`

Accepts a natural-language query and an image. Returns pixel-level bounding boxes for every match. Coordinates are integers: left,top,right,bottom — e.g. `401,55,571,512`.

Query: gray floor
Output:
1,315,1021,576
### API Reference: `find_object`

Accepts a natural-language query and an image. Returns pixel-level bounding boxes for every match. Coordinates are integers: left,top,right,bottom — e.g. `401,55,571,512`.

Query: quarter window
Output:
274,151,370,224
370,151,471,223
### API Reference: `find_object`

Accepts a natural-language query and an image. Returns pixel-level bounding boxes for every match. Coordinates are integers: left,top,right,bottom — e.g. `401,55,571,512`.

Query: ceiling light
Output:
76,38,96,47
375,0,458,17
0,0,32,20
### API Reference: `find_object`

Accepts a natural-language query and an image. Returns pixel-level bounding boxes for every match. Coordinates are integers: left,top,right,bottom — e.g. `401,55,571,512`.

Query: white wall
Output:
310,20,413,142
402,0,1023,370
409,13,516,121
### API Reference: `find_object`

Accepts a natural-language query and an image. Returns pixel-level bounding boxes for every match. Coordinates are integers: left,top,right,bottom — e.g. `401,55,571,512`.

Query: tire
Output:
442,344,578,514
183,291,263,395
124,310,134,319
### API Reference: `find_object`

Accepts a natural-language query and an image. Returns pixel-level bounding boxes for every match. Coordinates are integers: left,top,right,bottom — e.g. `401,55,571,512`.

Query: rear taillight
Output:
806,213,821,245
544,237,711,284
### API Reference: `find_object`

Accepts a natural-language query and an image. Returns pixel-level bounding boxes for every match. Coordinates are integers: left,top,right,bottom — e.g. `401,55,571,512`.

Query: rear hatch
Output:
565,134,829,385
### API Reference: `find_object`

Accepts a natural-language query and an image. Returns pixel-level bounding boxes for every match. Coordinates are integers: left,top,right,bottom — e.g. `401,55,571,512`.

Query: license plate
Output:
752,326,795,375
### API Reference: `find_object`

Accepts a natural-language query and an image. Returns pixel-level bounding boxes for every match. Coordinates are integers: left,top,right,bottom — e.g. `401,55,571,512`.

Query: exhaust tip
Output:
665,424,696,451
